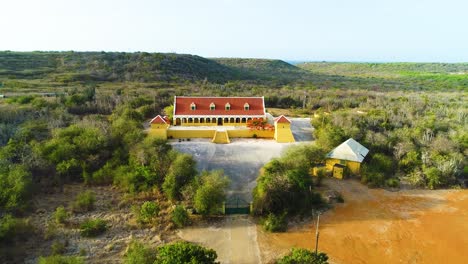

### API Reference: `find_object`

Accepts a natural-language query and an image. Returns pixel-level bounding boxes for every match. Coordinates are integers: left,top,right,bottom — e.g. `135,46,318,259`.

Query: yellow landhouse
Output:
148,96,295,143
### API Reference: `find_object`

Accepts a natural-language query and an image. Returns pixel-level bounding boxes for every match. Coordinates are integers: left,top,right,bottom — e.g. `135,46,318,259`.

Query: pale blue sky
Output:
1,0,467,62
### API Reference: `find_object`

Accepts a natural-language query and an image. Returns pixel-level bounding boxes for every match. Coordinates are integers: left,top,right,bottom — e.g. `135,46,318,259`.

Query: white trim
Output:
150,115,167,124
262,96,266,116
173,96,177,123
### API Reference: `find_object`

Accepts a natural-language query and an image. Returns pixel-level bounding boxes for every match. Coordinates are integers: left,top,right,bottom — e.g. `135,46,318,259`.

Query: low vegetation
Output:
38,255,84,264
79,218,108,237
253,144,326,231
277,248,329,264
0,51,466,261
124,241,219,264
71,191,96,213
172,205,190,228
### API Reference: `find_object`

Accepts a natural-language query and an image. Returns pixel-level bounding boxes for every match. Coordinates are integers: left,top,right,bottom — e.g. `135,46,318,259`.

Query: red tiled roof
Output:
274,115,291,123
174,96,265,116
150,115,168,124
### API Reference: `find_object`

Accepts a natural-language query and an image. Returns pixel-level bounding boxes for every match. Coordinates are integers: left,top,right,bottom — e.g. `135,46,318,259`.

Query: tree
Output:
155,241,219,264
163,154,197,201
277,248,328,264
194,170,229,216
0,163,32,213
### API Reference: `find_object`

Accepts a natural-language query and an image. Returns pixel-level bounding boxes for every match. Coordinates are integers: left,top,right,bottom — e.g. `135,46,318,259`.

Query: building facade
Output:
173,96,266,126
149,96,295,143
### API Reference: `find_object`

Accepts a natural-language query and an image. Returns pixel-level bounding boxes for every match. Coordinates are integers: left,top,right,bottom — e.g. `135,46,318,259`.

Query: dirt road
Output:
178,215,261,264
258,179,468,264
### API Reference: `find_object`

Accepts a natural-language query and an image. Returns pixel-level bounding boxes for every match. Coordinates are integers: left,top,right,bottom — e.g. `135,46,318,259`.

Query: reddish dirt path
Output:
258,179,468,264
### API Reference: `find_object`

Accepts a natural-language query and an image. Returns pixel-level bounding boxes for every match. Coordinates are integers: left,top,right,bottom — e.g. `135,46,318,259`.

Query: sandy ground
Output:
258,178,468,264
178,216,261,264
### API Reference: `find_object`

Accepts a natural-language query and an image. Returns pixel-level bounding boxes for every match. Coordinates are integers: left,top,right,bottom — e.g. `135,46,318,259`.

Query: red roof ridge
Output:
150,115,168,124
274,115,291,123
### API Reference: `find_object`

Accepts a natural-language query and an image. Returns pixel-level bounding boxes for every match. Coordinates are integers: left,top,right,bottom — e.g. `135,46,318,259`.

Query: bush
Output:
162,154,197,201
0,164,32,213
385,178,400,188
72,191,95,213
194,170,229,216
53,206,69,224
0,214,32,244
38,255,84,264
172,205,190,228
124,241,157,264
155,241,218,264
263,213,287,232
336,193,344,203
124,241,218,264
277,248,329,264
134,201,160,225
80,218,107,237
51,240,67,255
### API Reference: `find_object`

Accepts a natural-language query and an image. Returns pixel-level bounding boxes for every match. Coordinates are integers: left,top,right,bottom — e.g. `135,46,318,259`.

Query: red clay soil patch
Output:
258,179,468,264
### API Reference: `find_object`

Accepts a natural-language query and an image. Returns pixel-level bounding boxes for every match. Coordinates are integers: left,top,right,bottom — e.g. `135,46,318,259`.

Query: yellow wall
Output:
274,123,295,143
223,122,247,126
325,158,361,175
148,124,169,139
228,129,274,138
168,130,215,138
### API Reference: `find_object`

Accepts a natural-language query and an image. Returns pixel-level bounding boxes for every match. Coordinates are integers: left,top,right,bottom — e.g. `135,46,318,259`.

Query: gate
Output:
225,196,251,215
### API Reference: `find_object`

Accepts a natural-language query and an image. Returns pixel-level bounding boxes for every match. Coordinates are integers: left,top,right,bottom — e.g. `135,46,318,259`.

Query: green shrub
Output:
336,193,344,203
80,218,107,237
263,213,287,232
424,167,443,189
194,170,229,216
124,241,218,264
53,206,69,224
51,240,67,255
0,214,32,244
172,205,190,228
162,154,197,201
385,178,400,188
277,248,329,264
155,241,218,264
134,201,160,225
38,255,84,264
87,162,115,185
0,164,32,213
124,241,157,264
72,191,95,213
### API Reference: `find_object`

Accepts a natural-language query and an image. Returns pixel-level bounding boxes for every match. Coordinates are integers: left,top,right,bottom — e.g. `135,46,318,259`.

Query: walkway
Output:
178,215,261,264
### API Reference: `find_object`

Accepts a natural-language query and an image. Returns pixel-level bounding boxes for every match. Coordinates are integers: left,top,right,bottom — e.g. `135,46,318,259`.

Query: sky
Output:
1,0,467,62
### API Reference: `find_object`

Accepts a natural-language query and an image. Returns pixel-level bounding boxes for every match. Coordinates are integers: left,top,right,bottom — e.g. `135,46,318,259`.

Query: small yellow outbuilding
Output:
325,138,369,179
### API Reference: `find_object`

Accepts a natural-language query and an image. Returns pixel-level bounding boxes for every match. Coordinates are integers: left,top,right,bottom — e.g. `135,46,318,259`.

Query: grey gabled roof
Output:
326,138,369,163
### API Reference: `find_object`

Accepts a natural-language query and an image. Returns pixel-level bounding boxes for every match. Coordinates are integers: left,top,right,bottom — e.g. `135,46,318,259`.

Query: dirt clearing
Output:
258,179,468,264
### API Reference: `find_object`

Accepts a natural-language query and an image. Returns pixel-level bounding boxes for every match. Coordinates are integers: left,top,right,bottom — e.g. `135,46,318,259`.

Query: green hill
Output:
298,62,468,90
213,58,309,83
0,51,307,85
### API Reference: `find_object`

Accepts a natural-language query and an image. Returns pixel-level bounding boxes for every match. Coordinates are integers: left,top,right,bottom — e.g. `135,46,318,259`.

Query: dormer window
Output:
244,103,250,111
190,102,196,110
225,103,231,111
210,102,215,111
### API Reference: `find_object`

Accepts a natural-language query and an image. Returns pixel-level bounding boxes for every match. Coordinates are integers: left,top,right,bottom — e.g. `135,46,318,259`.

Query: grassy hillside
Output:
0,51,309,86
298,62,468,90
213,58,308,83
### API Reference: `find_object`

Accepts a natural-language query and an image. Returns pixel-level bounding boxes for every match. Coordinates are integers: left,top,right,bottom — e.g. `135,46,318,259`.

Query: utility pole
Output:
315,212,320,255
